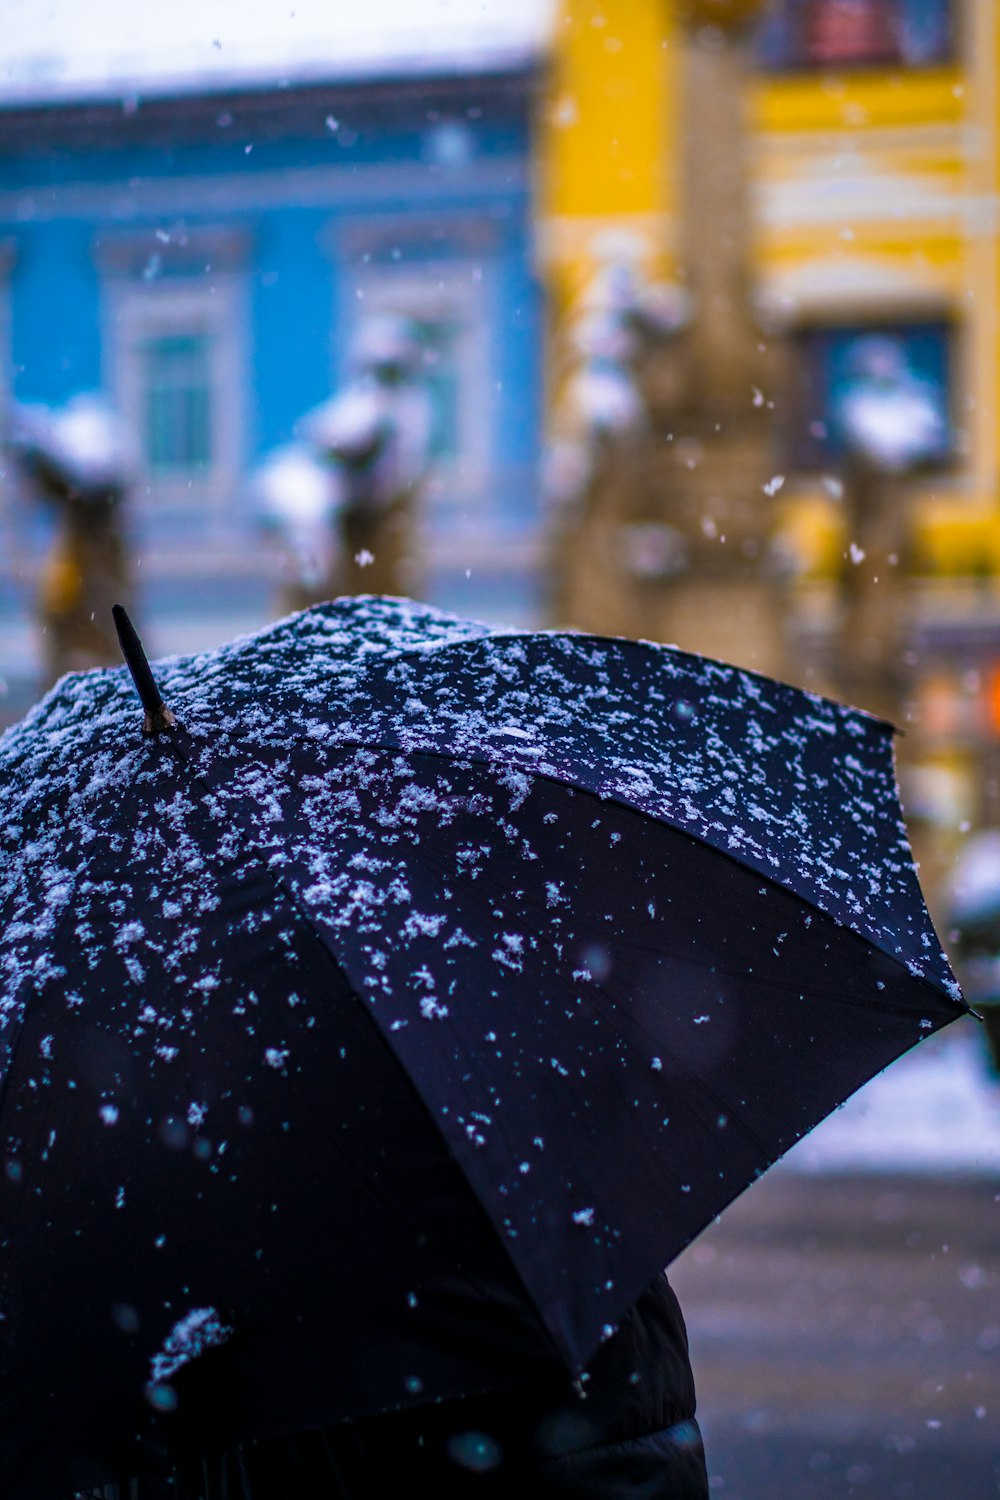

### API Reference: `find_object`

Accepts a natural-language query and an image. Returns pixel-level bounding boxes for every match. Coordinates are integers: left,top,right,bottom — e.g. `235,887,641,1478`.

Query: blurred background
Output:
0,1,998,1494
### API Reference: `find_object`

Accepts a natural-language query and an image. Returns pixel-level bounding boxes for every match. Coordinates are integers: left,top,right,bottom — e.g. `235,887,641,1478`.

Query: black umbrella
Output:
0,597,966,1498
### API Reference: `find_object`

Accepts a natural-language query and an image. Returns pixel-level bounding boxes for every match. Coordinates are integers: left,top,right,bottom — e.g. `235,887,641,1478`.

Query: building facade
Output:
0,51,545,719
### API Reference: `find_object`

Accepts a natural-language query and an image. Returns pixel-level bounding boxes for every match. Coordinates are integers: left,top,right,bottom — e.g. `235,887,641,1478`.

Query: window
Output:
105,274,244,508
757,0,953,71
142,333,213,476
788,320,953,471
413,317,463,465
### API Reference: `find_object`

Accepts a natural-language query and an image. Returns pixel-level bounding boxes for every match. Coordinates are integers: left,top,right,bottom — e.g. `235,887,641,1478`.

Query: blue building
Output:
0,26,546,717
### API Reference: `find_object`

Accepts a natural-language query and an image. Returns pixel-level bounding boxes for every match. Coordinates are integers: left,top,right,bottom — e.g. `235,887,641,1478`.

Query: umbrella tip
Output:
112,604,177,737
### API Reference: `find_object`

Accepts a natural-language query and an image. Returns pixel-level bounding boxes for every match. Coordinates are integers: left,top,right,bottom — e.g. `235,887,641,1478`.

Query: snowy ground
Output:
780,1020,1000,1177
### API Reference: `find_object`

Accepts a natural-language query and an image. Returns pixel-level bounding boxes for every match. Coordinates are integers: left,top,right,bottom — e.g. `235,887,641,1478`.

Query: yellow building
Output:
539,0,994,548
538,0,1000,855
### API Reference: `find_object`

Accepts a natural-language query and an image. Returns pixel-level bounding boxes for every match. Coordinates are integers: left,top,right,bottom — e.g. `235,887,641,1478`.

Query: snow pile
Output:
782,1028,1000,1176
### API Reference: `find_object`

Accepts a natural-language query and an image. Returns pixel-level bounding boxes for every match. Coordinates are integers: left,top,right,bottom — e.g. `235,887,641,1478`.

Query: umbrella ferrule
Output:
113,603,179,737
143,703,177,737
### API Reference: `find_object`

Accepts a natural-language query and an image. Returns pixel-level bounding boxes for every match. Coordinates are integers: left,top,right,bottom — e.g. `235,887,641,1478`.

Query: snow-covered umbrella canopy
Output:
0,597,967,1499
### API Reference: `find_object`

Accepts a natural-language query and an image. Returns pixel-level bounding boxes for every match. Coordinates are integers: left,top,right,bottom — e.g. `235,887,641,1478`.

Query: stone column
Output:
629,0,788,677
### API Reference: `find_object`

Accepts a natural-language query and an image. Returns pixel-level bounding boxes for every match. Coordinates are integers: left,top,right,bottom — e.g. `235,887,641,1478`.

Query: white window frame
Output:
104,273,245,512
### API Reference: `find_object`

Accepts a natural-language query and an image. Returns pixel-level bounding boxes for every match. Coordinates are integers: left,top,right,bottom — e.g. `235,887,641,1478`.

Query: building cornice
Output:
0,65,539,154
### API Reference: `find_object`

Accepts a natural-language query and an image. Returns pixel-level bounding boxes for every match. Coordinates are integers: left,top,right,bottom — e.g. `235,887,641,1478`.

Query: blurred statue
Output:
301,313,433,599
252,443,340,615
945,829,1000,1073
547,259,692,513
833,336,946,719
547,256,692,633
6,393,134,686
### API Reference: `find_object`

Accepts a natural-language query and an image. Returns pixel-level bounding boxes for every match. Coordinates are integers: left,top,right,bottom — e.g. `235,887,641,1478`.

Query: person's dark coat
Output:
81,1273,708,1500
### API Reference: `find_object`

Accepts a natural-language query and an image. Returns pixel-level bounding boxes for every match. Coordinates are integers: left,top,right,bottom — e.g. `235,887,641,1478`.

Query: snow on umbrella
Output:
0,596,966,1497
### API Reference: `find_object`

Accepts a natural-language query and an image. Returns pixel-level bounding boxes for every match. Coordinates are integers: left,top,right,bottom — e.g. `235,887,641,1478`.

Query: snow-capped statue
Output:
5,392,135,684
300,312,433,597
546,252,693,634
837,336,946,474
569,308,646,440
546,258,691,512
7,392,134,503
251,442,340,614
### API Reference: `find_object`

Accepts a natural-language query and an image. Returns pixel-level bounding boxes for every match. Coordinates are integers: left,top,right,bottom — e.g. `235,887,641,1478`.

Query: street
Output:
672,1172,1000,1498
